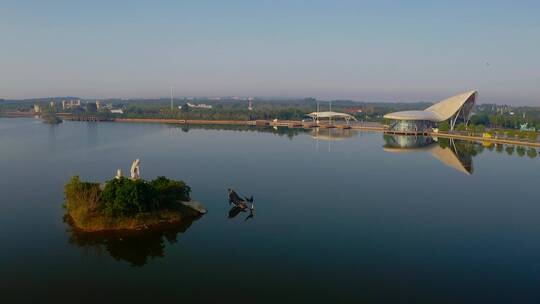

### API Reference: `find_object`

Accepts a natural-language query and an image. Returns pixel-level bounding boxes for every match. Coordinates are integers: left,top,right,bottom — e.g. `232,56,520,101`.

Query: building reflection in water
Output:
310,127,359,141
311,128,360,152
66,216,201,267
383,134,475,175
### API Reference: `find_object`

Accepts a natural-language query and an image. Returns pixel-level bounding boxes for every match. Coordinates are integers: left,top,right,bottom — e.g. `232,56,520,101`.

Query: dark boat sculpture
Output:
228,189,254,211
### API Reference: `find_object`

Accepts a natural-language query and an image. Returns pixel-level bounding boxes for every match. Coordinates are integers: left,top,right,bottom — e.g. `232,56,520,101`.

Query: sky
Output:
1,0,539,105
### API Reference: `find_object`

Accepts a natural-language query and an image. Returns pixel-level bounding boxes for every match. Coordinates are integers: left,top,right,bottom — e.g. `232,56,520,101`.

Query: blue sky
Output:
1,0,539,104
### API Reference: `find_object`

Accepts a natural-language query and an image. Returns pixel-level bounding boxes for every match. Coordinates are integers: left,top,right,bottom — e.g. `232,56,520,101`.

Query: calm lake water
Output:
1,118,539,303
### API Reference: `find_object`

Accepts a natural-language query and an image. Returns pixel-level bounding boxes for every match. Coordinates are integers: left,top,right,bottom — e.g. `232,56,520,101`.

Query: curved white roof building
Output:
306,111,357,122
384,90,478,132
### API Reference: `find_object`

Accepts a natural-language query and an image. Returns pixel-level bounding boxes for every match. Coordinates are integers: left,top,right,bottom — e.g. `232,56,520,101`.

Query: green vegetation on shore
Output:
3,97,539,141
438,120,538,142
64,176,197,232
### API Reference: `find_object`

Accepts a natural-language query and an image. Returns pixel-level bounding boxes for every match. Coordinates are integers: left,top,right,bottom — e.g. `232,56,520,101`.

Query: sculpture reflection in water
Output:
228,206,255,222
227,189,255,222
66,216,201,267
382,134,484,175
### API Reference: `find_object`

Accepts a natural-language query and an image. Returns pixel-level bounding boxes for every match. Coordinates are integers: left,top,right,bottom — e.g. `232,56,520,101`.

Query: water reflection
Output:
310,128,361,152
310,127,359,141
86,122,98,148
66,217,200,267
228,206,255,221
383,135,476,175
47,124,57,153
167,124,310,140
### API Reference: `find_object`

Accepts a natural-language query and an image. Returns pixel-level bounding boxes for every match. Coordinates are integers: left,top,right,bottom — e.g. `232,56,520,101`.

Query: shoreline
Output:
109,117,540,148
64,211,201,234
3,113,540,148
426,132,540,148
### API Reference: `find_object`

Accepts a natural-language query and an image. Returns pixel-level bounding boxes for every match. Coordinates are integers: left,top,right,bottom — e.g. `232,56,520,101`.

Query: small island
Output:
41,112,63,124
64,159,205,232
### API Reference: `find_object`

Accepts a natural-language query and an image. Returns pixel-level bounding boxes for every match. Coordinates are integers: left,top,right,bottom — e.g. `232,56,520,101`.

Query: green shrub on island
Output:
99,176,190,217
65,176,102,212
100,178,156,216
64,175,195,232
150,176,191,205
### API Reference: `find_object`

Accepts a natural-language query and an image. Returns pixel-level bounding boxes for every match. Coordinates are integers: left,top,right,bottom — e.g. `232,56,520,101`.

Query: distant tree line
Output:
2,98,540,135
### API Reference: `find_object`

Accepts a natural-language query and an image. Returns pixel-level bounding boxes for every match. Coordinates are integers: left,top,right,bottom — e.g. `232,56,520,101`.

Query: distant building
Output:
33,104,41,113
187,102,212,109
345,107,363,114
305,111,357,124
384,90,477,132
96,101,102,110
520,123,536,132
110,109,124,114
62,99,81,110
248,98,253,111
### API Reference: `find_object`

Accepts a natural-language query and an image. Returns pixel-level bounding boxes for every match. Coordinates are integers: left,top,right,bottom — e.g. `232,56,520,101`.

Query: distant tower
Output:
329,101,332,125
96,100,101,110
248,97,253,111
316,101,320,124
170,87,174,111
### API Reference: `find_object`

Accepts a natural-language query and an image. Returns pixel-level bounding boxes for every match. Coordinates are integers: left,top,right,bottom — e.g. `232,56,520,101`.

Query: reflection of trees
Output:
516,146,526,157
437,138,484,157
168,124,310,140
67,216,200,267
436,138,477,174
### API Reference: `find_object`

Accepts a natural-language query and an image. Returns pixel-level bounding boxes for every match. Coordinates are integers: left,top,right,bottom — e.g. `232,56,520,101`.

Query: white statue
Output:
115,169,123,179
130,158,141,180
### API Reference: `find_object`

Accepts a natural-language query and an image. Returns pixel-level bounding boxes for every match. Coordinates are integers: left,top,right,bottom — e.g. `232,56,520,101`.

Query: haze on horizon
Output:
1,0,539,105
